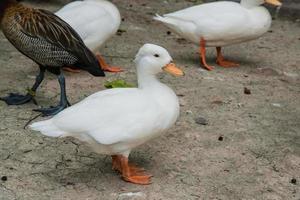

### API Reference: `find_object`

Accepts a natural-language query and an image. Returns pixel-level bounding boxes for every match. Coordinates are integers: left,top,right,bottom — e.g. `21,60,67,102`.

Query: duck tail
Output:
74,60,105,77
153,14,178,27
74,50,106,77
153,14,167,23
30,119,66,138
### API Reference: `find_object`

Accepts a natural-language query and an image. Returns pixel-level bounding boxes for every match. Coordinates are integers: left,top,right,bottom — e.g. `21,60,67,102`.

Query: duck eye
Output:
154,54,160,58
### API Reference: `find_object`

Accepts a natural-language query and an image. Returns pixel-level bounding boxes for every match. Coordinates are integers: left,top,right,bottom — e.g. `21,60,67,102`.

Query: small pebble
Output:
244,87,251,95
116,29,126,36
218,136,224,141
272,103,282,108
194,117,208,125
167,31,171,35
1,176,7,182
290,178,297,185
186,110,193,115
66,182,75,186
0,127,8,131
118,192,146,200
211,100,223,105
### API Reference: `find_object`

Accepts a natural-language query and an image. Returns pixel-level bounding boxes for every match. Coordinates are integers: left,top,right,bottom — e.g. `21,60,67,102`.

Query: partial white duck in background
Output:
154,0,282,70
30,44,184,185
56,0,123,73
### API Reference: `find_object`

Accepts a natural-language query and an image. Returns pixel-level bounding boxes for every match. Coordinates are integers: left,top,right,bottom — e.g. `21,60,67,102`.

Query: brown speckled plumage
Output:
0,0,104,75
0,0,105,116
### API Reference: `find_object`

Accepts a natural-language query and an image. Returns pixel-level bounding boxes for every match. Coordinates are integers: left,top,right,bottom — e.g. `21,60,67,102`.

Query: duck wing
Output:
55,1,120,50
163,2,249,39
31,88,163,145
17,8,105,76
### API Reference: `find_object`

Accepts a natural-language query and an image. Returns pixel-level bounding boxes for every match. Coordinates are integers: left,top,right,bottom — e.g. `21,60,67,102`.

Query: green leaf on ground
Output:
104,79,135,88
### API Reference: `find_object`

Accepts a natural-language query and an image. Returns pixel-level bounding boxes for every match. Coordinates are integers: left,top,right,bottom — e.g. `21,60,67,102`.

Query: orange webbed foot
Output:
96,54,124,73
217,58,239,68
123,174,152,185
123,164,152,185
201,62,214,71
216,47,239,68
112,155,152,185
102,65,124,73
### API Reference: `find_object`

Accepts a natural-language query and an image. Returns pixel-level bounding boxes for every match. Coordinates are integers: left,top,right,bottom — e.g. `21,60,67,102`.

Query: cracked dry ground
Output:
0,1,299,200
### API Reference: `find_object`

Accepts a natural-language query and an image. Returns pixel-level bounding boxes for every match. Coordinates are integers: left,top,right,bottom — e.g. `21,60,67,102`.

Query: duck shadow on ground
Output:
37,139,155,187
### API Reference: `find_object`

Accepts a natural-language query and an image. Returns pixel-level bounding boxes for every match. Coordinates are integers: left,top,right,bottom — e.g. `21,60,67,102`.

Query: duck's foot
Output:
0,93,35,105
201,61,214,71
216,58,239,68
112,155,145,174
33,104,68,117
216,46,239,68
102,65,124,73
123,174,152,185
96,54,124,73
63,66,81,73
112,155,151,185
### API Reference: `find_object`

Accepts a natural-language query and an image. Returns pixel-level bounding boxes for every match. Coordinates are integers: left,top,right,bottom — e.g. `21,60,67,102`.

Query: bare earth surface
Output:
0,1,299,200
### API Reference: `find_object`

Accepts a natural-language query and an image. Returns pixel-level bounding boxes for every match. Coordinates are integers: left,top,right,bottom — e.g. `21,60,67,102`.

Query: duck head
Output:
241,0,282,7
0,0,19,9
134,44,184,77
0,0,19,21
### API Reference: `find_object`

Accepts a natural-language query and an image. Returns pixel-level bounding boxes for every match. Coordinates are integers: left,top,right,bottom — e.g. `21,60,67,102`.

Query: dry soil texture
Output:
0,1,299,200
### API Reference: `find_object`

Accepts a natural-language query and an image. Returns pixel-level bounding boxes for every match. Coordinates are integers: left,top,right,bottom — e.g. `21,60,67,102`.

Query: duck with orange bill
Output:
30,44,184,185
0,0,105,116
154,0,282,71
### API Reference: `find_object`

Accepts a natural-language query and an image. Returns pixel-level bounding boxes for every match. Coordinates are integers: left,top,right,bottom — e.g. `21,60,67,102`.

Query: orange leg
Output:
63,53,124,73
96,53,124,73
111,155,151,185
216,47,239,67
200,38,214,71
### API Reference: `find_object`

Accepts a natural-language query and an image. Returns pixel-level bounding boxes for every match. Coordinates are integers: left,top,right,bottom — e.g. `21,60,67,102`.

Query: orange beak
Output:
162,62,184,76
265,0,282,6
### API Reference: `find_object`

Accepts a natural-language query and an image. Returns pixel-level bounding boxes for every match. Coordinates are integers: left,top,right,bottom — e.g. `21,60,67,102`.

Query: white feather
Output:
154,1,272,46
30,44,181,157
55,0,121,52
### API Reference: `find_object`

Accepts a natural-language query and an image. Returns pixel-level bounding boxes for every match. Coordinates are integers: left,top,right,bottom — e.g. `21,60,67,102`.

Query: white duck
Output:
154,0,282,70
56,0,123,73
30,44,184,185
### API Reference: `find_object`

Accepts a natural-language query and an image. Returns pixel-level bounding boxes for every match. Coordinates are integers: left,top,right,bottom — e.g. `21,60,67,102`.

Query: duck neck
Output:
137,68,161,89
240,0,262,8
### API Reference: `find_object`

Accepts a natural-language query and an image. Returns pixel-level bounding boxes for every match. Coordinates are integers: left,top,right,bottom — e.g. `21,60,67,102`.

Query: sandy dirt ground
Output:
0,0,299,199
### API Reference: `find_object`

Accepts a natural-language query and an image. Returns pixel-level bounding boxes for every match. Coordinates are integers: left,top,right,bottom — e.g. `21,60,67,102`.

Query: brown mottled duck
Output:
0,0,105,116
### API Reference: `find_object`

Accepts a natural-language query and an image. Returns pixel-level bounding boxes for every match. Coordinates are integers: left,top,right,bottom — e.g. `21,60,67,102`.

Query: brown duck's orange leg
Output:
63,66,81,73
200,38,214,71
111,155,151,185
112,155,122,172
216,47,239,67
96,53,124,73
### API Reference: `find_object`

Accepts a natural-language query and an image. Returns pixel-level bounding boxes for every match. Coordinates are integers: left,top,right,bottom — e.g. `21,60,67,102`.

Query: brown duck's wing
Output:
17,9,104,76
